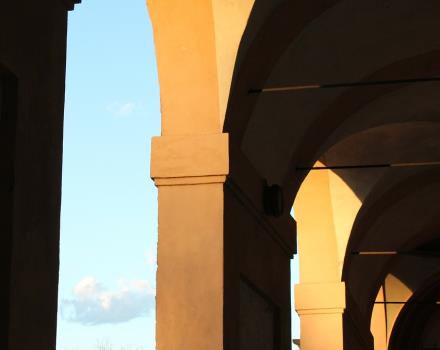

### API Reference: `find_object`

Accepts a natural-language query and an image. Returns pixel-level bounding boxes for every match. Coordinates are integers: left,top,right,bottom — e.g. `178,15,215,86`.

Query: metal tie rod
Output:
374,301,440,305
249,76,440,94
352,251,398,256
352,251,440,257
296,161,440,171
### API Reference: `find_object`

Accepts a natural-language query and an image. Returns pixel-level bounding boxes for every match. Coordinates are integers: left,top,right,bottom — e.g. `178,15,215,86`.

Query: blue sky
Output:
57,1,159,349
57,2,299,349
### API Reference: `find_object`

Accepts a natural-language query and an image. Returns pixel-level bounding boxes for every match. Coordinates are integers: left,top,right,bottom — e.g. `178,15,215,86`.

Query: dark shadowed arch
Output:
389,272,440,350
222,1,440,348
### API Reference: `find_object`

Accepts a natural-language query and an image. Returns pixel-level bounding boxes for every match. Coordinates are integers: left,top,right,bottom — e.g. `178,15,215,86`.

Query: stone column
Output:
293,164,357,349
295,282,346,350
151,133,229,350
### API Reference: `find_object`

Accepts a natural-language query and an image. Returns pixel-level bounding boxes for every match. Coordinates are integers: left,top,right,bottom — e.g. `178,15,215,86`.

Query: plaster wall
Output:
156,183,224,350
0,0,71,348
224,183,293,350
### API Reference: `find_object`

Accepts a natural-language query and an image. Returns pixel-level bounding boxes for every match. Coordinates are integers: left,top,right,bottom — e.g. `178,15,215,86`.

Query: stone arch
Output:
226,0,440,185
149,1,440,349
343,167,440,308
388,271,440,350
291,118,440,348
293,162,361,349
224,4,440,344
340,168,440,349
147,0,255,134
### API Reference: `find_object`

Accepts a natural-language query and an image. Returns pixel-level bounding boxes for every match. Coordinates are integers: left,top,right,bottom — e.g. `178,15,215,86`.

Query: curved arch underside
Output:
227,0,440,188
388,273,440,349
226,0,440,347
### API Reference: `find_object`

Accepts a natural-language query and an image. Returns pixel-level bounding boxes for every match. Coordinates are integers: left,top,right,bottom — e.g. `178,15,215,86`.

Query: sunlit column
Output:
151,134,228,350
295,282,346,350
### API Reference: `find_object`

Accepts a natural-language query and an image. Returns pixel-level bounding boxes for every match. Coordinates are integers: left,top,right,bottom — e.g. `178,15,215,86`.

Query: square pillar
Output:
151,133,228,350
295,282,346,350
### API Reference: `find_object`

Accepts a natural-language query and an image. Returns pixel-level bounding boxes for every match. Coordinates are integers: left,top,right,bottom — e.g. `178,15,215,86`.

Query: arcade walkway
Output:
149,1,440,349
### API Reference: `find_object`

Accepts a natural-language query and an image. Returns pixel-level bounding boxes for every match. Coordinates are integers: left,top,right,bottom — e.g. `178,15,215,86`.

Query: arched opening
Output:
148,1,440,349
389,271,440,349
221,2,440,348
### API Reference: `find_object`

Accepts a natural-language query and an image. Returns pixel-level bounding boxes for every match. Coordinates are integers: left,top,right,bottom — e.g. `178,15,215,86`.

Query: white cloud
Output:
61,277,155,325
106,101,139,117
145,249,157,267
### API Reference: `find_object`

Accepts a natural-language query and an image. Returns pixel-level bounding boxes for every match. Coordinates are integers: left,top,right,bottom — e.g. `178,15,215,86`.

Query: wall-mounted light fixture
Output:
263,183,284,218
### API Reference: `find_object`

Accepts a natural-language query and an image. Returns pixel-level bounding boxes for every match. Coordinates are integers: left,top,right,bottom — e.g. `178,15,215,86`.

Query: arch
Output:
240,51,440,192
343,168,440,309
292,119,440,348
225,0,440,194
224,0,340,137
389,272,440,350
228,7,440,338
147,0,255,134
227,0,440,297
294,161,361,283
149,1,440,349
293,161,362,349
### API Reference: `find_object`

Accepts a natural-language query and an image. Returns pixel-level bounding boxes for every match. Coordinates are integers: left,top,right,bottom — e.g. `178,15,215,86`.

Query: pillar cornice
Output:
151,133,229,186
63,0,81,11
295,282,346,315
295,282,346,348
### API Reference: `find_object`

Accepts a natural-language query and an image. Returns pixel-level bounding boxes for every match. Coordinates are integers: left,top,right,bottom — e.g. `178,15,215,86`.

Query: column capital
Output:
295,282,346,315
63,0,81,11
151,133,229,186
